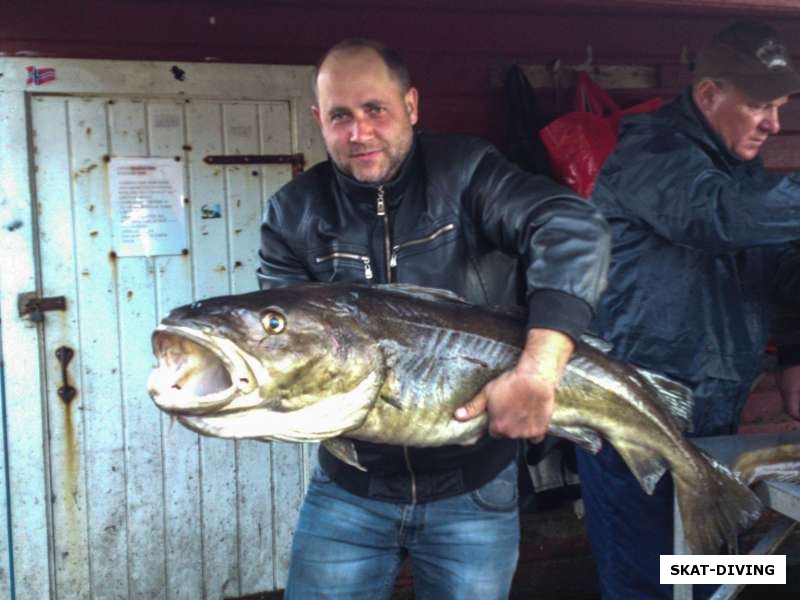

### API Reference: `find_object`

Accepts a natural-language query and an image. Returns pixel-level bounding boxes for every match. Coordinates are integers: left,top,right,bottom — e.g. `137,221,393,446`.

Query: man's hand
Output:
454,328,574,441
776,364,800,421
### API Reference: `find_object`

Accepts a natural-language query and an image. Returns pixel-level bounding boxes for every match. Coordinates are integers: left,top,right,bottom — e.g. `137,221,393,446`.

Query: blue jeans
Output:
285,460,520,600
576,444,717,600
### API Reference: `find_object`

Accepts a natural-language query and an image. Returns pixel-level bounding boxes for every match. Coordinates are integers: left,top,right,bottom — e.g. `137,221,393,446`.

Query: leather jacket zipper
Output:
403,447,418,504
376,186,392,283
314,252,373,280
389,223,456,268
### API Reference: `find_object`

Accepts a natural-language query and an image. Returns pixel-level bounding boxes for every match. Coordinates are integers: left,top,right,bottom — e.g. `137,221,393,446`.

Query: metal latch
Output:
203,153,306,177
18,292,67,322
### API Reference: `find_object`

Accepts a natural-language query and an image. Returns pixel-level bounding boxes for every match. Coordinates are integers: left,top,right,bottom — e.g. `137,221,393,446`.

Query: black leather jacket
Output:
258,131,609,503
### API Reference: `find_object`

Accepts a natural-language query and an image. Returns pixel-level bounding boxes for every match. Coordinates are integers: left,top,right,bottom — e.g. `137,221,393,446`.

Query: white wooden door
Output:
0,58,325,600
0,343,9,600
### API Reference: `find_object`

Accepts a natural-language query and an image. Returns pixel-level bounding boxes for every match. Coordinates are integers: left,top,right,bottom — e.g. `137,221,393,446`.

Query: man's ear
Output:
693,79,719,114
311,104,322,126
405,87,419,126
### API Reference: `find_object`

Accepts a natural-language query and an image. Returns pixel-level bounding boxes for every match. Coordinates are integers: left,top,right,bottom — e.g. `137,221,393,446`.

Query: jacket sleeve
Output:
601,129,800,253
256,194,312,290
463,144,611,341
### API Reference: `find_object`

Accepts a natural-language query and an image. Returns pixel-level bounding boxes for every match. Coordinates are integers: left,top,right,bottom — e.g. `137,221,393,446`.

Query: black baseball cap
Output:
694,20,800,101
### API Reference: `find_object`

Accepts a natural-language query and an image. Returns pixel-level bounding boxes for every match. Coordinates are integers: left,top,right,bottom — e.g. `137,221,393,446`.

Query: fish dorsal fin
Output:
371,283,470,304
370,284,529,320
633,367,694,433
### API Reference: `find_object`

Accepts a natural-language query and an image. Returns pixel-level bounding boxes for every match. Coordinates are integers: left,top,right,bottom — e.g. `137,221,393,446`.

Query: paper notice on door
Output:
109,157,187,257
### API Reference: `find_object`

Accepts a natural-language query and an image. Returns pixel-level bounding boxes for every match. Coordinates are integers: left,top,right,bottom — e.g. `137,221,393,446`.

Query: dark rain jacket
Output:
258,131,610,503
591,88,800,436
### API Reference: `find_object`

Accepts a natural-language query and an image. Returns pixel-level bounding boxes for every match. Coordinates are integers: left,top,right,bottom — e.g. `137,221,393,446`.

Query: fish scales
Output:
148,282,763,554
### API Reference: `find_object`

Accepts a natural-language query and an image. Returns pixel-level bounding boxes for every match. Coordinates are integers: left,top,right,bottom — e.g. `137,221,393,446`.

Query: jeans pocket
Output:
469,461,518,512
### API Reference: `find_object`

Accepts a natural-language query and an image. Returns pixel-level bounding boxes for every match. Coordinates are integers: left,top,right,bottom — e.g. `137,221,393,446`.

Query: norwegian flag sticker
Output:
26,66,57,86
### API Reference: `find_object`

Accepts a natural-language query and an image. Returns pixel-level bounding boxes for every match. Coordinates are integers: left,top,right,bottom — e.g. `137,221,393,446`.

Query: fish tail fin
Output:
633,367,694,432
674,454,762,555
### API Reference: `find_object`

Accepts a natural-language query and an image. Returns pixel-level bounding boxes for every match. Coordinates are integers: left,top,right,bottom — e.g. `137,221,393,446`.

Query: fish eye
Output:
262,311,286,334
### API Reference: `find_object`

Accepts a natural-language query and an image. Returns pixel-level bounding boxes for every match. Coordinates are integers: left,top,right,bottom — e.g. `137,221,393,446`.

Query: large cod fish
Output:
148,283,762,554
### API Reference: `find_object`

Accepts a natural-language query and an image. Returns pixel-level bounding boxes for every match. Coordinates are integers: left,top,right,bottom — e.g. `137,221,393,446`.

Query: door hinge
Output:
18,292,67,322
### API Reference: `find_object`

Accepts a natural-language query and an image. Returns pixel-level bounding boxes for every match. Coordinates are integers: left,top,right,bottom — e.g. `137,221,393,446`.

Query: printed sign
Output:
109,158,187,257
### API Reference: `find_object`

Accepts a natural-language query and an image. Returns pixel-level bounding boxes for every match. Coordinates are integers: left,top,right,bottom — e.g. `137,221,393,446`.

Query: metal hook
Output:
549,58,564,114
573,44,594,72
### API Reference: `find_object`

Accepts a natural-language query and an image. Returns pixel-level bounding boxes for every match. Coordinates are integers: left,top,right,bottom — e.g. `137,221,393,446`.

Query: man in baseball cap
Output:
695,19,800,103
576,19,800,599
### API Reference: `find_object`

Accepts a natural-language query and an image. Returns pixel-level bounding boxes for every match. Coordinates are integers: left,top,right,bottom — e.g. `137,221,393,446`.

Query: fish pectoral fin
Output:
615,442,668,495
548,424,603,454
322,438,366,471
378,367,404,409
380,394,404,410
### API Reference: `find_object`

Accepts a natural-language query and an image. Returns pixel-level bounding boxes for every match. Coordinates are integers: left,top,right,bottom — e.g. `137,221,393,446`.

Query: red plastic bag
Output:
539,72,662,198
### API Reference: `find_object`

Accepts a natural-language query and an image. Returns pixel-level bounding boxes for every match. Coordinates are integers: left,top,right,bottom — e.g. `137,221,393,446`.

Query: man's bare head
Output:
311,39,418,183
313,39,411,101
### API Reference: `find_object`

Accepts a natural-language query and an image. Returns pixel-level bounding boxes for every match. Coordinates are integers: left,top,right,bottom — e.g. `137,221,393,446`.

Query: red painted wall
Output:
4,0,800,151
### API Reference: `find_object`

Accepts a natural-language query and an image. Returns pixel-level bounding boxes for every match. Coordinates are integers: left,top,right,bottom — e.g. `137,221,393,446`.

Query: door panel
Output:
32,93,306,599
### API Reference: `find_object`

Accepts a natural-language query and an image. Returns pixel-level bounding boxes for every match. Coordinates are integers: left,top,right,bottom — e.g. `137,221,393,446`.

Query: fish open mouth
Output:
148,326,249,415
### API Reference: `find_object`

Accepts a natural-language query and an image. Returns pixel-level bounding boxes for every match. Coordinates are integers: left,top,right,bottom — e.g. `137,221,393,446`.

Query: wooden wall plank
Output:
67,97,129,598
107,99,168,600
222,102,274,595
148,100,205,600
1,89,54,600
32,96,92,600
760,135,800,172
0,351,9,600
186,101,241,599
